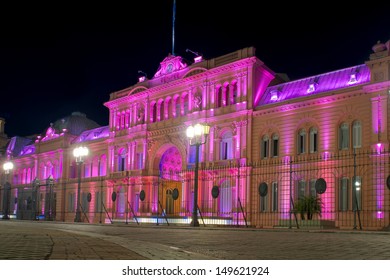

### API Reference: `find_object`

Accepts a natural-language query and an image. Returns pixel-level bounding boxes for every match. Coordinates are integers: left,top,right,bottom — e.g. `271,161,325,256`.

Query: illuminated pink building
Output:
2,40,390,230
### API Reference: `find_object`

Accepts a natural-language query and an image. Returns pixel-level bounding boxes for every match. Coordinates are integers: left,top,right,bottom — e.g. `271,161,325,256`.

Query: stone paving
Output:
1,219,390,260
0,220,147,260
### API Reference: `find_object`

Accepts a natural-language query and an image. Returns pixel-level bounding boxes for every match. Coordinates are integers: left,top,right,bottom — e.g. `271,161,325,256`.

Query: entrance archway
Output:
159,146,182,216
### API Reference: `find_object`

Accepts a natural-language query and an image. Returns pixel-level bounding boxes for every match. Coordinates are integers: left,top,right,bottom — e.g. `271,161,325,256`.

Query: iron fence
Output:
1,149,389,230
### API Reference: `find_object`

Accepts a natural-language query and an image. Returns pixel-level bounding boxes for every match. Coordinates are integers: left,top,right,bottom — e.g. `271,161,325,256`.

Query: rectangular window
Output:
221,142,229,160
95,191,102,213
271,182,278,212
297,180,306,200
260,194,268,212
67,193,75,213
118,157,126,172
339,177,349,211
81,192,89,213
309,179,317,197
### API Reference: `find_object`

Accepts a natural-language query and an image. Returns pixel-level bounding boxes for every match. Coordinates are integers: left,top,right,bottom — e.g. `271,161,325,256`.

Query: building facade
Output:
1,40,390,230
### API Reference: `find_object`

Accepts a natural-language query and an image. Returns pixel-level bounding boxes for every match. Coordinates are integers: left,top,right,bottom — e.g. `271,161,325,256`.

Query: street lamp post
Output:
73,146,89,222
186,123,210,227
2,161,14,220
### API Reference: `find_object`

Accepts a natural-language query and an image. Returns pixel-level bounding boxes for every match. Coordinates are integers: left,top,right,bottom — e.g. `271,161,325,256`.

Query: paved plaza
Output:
0,220,390,260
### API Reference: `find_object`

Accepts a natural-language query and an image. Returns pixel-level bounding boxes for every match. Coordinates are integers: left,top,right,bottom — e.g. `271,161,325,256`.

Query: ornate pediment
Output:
153,54,187,78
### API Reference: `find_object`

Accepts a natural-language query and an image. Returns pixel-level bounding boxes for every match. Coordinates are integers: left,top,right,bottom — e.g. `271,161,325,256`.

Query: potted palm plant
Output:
293,195,323,220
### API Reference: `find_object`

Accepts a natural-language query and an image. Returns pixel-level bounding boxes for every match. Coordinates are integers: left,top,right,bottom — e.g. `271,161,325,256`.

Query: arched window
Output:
261,135,269,159
309,128,318,153
116,112,121,130
272,134,279,157
220,131,233,160
125,110,130,128
22,169,27,184
92,156,99,177
231,83,237,105
174,96,180,117
183,94,189,115
353,121,362,148
151,102,157,123
166,98,172,119
118,149,127,172
216,87,223,108
298,129,306,154
159,100,164,121
121,111,125,129
27,168,32,184
339,123,349,150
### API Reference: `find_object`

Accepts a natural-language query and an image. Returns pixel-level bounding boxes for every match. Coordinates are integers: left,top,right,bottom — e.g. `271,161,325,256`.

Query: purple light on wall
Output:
307,83,316,94
375,164,384,217
258,65,370,107
323,151,329,160
376,143,382,154
347,73,358,85
270,90,278,101
73,126,110,143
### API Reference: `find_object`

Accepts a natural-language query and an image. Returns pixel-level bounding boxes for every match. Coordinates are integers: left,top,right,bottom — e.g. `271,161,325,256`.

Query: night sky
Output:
0,2,389,138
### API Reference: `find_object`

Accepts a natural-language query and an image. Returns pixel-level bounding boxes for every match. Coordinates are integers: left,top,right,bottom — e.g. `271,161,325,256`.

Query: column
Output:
127,142,132,171
202,82,207,110
236,75,242,99
188,88,193,112
109,146,115,173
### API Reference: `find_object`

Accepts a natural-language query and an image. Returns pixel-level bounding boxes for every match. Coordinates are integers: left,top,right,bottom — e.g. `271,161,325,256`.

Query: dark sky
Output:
0,2,389,138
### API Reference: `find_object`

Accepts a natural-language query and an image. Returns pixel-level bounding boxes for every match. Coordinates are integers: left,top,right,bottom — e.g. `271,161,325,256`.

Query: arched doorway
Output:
159,146,182,216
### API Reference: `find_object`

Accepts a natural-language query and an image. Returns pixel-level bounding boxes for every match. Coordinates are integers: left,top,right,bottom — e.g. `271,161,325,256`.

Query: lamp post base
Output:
74,211,81,222
190,219,200,227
